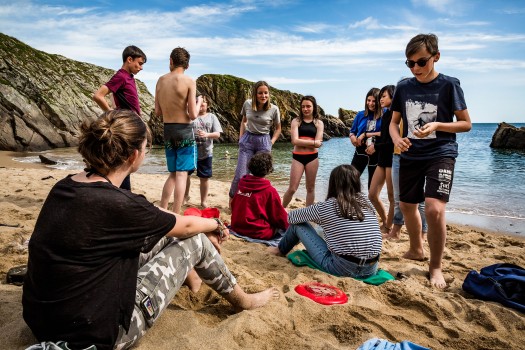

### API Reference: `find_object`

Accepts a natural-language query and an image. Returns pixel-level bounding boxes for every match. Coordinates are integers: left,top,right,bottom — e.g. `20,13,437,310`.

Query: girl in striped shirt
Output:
268,164,382,278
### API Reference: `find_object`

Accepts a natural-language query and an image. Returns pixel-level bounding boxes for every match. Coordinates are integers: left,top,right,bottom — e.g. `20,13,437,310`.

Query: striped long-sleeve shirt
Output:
288,197,382,259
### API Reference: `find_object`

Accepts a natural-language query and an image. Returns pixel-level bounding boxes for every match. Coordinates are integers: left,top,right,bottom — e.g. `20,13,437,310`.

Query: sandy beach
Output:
1,155,525,350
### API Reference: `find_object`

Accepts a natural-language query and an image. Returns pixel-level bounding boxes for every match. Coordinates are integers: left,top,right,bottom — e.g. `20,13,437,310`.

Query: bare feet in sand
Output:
267,246,283,256
402,249,426,261
183,269,202,293
380,225,391,235
429,268,447,289
225,285,280,311
200,201,208,208
183,196,191,206
383,224,402,240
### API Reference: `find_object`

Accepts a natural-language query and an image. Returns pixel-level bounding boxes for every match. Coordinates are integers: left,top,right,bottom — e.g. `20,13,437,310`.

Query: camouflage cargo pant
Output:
114,233,237,350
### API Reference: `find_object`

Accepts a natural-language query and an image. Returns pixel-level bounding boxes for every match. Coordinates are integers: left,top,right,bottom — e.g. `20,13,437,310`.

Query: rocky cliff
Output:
195,74,351,143
490,122,525,150
0,33,154,151
1,33,354,151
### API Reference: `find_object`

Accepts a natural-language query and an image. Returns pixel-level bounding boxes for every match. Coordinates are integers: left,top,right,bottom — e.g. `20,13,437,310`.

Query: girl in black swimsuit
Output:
282,96,324,208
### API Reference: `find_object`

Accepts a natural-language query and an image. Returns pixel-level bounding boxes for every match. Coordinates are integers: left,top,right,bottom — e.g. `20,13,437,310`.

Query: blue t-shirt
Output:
349,110,368,136
391,73,467,160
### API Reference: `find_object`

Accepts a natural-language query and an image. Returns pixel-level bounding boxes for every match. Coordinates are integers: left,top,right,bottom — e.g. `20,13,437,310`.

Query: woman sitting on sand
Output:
282,95,324,208
268,164,382,278
22,110,278,350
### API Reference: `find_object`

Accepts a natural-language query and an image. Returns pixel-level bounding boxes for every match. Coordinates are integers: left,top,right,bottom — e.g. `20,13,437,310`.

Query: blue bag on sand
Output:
356,338,429,350
462,263,525,313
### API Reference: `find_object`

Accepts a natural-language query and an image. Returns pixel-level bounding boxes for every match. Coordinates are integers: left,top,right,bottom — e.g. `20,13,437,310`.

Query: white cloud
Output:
292,23,334,34
348,17,381,30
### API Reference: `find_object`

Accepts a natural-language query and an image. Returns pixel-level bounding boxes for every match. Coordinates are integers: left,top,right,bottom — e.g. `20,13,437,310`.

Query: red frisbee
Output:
294,282,348,305
183,207,220,218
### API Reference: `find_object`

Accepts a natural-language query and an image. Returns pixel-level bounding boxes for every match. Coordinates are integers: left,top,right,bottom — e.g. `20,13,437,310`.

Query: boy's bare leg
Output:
200,178,209,208
223,284,280,311
173,171,189,214
160,173,177,209
400,201,425,260
184,176,191,205
425,198,447,288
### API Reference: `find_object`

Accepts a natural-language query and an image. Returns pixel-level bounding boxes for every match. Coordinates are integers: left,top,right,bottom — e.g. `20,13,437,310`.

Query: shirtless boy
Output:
156,47,203,214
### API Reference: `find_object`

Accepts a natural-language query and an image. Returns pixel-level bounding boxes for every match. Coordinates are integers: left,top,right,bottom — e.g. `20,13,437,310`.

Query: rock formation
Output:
196,74,351,142
0,33,154,151
490,122,525,150
1,33,355,151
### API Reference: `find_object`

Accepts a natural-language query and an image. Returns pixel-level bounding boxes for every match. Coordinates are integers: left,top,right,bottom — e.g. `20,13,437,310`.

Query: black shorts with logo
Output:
399,157,455,203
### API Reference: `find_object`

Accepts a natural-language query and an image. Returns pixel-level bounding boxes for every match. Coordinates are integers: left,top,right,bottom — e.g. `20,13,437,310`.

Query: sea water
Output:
12,123,525,235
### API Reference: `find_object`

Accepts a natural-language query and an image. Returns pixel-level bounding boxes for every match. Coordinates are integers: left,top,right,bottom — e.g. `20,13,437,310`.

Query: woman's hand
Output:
365,144,375,155
357,133,366,146
205,233,222,253
349,134,358,147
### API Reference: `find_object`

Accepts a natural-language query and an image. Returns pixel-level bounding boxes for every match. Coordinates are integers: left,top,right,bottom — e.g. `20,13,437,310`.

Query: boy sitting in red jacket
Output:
231,152,288,240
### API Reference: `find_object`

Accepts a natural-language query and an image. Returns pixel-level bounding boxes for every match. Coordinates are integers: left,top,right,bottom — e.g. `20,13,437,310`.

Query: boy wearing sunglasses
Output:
389,33,472,289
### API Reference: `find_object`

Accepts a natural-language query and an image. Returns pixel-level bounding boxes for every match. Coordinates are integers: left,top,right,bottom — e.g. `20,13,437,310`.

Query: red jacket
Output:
230,174,289,240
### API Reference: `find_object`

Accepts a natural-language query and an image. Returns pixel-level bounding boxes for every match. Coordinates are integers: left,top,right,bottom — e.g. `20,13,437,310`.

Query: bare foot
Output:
200,201,208,208
183,269,202,293
183,196,191,206
383,233,400,241
380,225,391,235
429,267,447,289
402,250,426,261
387,224,402,239
225,285,280,311
267,246,283,256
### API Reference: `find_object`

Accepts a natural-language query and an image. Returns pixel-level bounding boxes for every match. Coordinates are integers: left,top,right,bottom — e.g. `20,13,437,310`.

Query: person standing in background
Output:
228,81,282,202
156,47,203,214
349,88,381,189
184,95,223,208
282,95,324,208
93,45,147,191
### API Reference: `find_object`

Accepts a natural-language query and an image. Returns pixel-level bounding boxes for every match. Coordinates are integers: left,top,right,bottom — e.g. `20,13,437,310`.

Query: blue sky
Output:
1,0,524,123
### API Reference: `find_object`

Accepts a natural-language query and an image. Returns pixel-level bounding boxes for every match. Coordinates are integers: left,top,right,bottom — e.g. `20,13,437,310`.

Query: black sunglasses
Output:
405,56,433,68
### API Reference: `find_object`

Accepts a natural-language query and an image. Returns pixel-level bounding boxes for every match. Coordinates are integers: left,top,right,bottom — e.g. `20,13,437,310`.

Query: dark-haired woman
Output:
368,85,396,234
268,164,382,278
349,88,382,189
282,95,324,208
229,81,282,200
23,110,278,350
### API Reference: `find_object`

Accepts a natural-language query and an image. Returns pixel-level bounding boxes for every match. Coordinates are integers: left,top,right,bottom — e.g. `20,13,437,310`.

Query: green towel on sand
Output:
287,250,395,285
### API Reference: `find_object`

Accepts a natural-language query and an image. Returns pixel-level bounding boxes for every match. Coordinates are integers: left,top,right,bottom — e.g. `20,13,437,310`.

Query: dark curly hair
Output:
170,47,190,69
248,152,274,177
78,109,151,175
